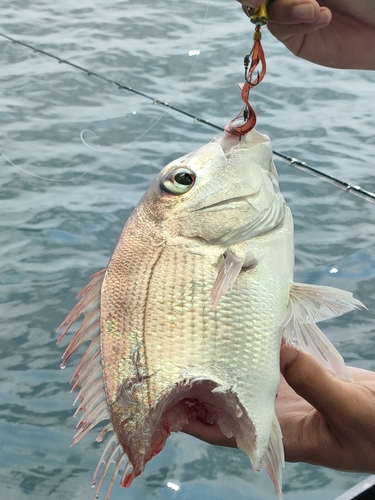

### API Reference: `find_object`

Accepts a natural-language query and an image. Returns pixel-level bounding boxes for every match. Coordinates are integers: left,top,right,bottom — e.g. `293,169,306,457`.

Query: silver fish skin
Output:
58,129,363,500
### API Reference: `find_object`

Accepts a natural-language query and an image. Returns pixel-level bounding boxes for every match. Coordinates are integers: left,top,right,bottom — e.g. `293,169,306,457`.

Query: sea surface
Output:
1,1,375,499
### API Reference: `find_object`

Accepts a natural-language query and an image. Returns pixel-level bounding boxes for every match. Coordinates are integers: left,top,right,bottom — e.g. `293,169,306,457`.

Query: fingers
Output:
280,344,358,428
237,0,332,49
349,366,375,383
267,2,332,52
267,0,329,25
268,10,331,48
182,419,237,448
280,344,375,472
237,0,330,25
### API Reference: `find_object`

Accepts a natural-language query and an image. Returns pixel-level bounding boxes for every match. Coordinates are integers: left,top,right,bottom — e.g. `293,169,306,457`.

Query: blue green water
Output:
1,1,375,499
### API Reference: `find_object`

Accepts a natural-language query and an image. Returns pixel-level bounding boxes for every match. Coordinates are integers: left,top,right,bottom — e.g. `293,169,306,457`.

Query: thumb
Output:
280,344,356,427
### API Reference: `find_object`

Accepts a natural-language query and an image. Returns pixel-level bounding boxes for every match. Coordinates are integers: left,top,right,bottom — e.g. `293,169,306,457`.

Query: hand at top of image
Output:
237,0,375,70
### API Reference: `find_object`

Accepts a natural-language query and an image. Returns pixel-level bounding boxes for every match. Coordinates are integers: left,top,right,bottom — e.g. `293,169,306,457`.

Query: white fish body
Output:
58,129,362,500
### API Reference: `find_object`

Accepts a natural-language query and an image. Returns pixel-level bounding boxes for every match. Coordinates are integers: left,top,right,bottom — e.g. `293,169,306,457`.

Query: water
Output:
1,1,375,499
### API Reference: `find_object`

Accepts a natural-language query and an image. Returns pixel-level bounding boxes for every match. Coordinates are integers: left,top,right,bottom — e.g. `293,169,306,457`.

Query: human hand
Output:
277,343,375,472
182,343,375,474
236,1,375,70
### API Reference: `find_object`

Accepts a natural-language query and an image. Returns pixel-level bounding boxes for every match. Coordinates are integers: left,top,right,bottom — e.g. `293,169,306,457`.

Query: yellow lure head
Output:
246,0,269,26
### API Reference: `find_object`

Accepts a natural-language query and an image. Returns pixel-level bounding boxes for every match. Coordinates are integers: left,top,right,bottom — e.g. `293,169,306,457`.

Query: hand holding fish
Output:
237,0,375,70
184,345,375,474
277,344,375,473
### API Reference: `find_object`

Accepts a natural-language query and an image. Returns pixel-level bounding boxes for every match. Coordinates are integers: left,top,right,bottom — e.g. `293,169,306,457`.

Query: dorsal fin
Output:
57,270,110,442
58,269,130,499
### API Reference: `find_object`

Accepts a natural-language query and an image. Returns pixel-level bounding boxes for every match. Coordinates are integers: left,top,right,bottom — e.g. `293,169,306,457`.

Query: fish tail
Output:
261,415,284,500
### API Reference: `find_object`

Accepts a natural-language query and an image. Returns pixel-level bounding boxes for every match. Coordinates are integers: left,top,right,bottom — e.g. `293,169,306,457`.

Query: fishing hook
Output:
225,1,269,138
225,25,267,137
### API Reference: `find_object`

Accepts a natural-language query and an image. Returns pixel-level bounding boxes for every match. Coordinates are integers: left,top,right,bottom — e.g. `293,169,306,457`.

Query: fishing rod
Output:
1,32,375,205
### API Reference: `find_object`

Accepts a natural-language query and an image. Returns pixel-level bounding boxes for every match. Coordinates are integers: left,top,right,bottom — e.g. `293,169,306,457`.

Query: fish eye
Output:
160,168,195,195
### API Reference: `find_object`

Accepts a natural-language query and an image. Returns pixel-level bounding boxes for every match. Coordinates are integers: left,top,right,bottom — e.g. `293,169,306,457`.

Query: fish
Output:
58,128,363,500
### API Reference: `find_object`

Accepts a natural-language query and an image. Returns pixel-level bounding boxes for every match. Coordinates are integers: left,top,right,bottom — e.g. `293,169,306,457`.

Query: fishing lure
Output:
225,0,269,137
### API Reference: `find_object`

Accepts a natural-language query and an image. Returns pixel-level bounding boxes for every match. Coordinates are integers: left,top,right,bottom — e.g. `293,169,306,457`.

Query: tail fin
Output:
262,415,284,500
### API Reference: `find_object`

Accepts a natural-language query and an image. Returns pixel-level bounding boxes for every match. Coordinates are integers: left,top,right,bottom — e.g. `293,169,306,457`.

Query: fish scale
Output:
143,233,288,424
145,249,210,378
101,229,163,405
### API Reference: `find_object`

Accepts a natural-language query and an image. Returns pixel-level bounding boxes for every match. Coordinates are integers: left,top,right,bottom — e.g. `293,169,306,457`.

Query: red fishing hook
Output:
225,24,267,137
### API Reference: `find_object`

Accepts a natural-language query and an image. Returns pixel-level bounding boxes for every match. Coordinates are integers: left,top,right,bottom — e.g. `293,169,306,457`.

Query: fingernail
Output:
311,9,332,26
291,4,315,21
280,344,299,373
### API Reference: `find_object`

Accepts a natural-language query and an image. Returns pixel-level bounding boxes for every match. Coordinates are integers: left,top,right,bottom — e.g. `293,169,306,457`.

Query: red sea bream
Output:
58,129,362,500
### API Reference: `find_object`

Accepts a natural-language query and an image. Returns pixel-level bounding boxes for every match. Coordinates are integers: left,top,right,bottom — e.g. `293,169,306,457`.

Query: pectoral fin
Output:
283,283,364,379
210,250,257,309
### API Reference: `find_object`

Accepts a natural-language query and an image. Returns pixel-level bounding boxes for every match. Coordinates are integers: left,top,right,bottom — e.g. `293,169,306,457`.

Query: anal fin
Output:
283,282,365,379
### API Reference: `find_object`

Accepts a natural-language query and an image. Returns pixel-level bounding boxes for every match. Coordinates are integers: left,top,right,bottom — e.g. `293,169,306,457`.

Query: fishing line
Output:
0,148,89,183
1,0,211,178
81,0,212,153
1,31,375,204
